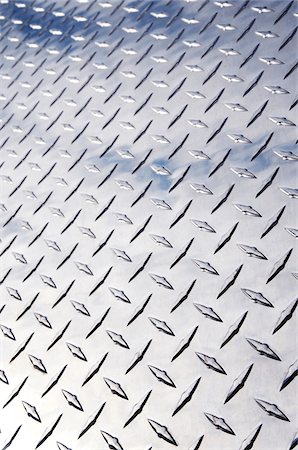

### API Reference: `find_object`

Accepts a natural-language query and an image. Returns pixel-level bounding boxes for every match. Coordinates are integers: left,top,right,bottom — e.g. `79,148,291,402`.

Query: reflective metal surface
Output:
0,0,297,449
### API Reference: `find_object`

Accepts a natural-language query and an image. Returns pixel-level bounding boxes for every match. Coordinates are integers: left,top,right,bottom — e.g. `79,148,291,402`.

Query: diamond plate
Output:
0,0,297,449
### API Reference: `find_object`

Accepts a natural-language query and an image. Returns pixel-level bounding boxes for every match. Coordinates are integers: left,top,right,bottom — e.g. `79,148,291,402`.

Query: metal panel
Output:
0,0,297,449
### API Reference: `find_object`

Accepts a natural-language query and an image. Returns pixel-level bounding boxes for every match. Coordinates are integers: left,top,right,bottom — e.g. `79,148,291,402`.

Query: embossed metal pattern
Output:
0,0,297,449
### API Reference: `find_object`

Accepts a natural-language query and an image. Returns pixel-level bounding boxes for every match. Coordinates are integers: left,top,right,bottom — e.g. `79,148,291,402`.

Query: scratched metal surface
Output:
0,0,297,449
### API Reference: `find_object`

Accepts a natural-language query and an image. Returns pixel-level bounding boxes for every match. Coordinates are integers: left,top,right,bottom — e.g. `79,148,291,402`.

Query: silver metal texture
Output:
0,0,297,449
